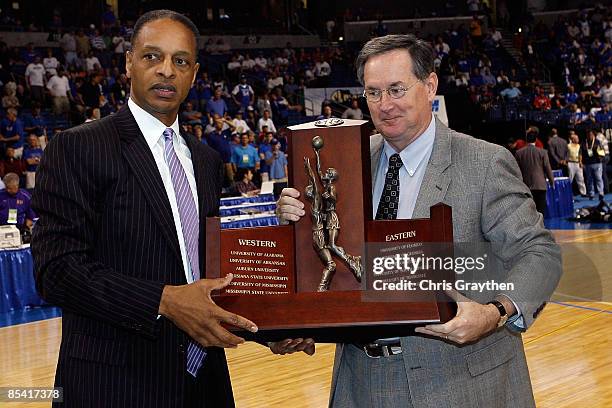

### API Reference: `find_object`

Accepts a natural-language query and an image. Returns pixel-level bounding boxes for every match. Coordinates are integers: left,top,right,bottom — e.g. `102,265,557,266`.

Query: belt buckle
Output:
362,344,381,359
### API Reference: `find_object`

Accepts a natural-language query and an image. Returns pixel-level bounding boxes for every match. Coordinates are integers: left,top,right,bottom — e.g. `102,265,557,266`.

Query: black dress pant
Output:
531,189,547,216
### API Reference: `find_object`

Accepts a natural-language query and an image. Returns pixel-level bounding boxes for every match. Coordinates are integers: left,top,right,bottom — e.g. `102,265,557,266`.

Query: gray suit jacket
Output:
515,144,555,191
329,119,562,408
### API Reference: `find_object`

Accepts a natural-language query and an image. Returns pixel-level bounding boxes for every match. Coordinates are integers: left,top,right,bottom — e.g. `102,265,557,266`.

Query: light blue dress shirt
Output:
372,116,436,220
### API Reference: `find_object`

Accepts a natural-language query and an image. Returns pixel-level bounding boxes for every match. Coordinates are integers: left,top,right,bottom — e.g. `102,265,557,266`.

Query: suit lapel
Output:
183,133,207,218
412,118,452,219
113,106,182,263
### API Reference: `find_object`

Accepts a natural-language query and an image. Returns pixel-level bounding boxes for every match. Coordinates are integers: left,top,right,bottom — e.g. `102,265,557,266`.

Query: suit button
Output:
178,344,185,354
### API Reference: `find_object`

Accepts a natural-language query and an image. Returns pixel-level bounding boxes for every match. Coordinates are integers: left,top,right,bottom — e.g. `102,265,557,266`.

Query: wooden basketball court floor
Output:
1,229,611,407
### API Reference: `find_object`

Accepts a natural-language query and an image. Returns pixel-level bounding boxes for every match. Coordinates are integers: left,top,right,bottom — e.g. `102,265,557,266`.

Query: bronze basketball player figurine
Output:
304,135,362,291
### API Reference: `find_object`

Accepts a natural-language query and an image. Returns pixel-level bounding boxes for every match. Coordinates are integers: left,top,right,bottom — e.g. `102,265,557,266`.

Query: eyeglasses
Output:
362,80,421,102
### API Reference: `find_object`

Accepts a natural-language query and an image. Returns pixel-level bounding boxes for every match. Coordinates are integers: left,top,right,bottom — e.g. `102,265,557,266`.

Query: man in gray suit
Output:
547,128,568,171
274,34,561,407
515,126,555,215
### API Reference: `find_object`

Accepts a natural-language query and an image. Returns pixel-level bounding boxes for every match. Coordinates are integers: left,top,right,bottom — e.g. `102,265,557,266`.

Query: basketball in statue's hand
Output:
312,135,324,150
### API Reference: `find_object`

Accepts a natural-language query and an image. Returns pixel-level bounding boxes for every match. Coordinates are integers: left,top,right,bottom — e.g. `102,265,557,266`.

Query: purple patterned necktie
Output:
162,128,207,377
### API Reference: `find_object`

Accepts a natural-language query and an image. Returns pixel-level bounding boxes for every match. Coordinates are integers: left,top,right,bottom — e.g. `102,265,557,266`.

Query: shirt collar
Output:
381,115,436,177
128,98,180,149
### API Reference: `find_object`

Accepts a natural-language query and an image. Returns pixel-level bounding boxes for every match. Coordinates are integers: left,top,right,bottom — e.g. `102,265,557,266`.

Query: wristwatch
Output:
487,300,509,328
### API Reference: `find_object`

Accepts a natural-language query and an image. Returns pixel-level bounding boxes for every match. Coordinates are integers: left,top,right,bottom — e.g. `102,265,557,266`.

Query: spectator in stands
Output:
270,89,293,127
533,87,552,110
204,113,227,135
46,67,72,116
232,75,254,113
21,42,39,64
90,29,107,55
342,98,363,119
60,29,77,68
547,128,568,172
196,71,213,109
43,48,59,76
550,88,565,110
2,82,20,110
227,54,242,83
469,67,484,87
24,104,46,137
181,101,203,125
257,109,276,133
567,131,587,197
0,147,26,180
80,73,102,108
595,80,612,108
515,127,555,215
242,53,256,72
256,91,273,118
565,85,579,105
0,108,25,158
109,73,129,108
258,131,274,182
267,67,284,91
0,173,36,229
75,29,91,57
193,124,204,144
25,56,46,104
314,56,331,87
23,134,43,189
595,104,612,122
481,67,496,87
84,107,100,122
234,167,259,196
232,111,251,134
206,86,228,117
467,0,480,13
317,105,333,120
85,50,102,73
254,52,267,72
469,14,483,46
206,117,234,184
579,68,596,91
208,77,227,102
246,108,257,133
247,130,257,147
596,128,610,194
111,27,127,67
101,4,117,32
266,139,288,183
583,129,605,201
231,132,260,175
284,75,299,104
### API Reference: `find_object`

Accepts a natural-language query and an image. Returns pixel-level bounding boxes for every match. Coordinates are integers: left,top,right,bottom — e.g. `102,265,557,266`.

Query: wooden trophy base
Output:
215,291,456,343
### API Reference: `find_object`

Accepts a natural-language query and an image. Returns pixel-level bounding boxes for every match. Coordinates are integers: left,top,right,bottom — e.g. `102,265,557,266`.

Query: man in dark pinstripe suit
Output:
31,10,257,408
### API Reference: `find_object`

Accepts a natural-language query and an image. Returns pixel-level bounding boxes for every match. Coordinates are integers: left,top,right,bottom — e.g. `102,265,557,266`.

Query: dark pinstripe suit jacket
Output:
31,106,234,408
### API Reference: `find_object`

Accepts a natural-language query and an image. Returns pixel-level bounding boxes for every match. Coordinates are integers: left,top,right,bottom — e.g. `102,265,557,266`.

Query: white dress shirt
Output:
128,98,199,284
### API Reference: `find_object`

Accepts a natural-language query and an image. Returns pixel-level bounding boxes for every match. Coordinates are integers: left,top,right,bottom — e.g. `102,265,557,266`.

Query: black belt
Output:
353,342,402,358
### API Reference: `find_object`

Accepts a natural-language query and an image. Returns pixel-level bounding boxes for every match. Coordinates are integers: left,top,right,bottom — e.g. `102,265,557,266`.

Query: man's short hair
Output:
355,34,435,85
131,9,199,54
3,173,19,186
526,126,539,143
